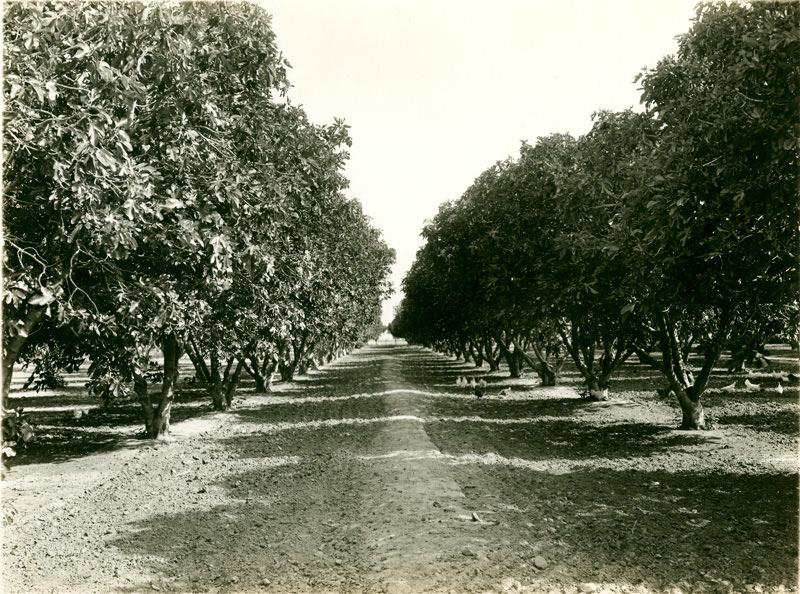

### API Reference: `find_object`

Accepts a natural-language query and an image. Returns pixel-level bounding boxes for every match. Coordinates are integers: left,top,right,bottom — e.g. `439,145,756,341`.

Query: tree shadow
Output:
7,386,98,409
427,418,708,461
429,396,588,420
105,449,798,593
716,410,799,435
84,344,799,592
455,465,798,591
107,422,385,592
9,390,224,467
229,395,391,430
5,347,389,470
11,426,149,466
607,376,672,392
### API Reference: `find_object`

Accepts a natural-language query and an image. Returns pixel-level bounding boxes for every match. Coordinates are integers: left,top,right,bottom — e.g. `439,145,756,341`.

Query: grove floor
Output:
2,343,798,594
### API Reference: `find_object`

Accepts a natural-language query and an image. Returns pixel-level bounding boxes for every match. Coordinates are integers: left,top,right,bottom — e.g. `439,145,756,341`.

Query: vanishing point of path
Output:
3,344,798,594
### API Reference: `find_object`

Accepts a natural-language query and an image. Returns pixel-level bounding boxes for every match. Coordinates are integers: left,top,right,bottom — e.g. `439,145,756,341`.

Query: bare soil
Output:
2,343,798,594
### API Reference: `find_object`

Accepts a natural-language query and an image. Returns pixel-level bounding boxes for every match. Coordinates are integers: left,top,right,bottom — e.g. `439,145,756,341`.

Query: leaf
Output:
31,82,45,103
95,148,117,170
96,60,115,82
73,42,91,59
67,223,83,243
29,287,54,306
123,199,135,220
46,80,58,102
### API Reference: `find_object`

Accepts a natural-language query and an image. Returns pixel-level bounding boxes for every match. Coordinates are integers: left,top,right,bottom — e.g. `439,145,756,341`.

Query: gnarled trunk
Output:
209,355,247,410
282,331,311,381
560,322,631,399
633,310,730,431
469,340,484,367
297,359,310,376
243,349,278,393
460,340,472,364
262,359,277,391
538,364,558,386
243,356,267,392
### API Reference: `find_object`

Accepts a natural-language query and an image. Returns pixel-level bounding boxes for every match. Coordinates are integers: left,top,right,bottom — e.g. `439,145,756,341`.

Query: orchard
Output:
2,2,798,594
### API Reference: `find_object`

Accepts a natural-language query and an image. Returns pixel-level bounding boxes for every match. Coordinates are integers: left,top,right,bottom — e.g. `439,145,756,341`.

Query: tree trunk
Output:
495,333,529,378
185,336,211,386
287,332,310,379
297,359,310,376
461,340,472,364
676,387,705,430
494,333,522,379
151,333,178,439
208,354,226,411
279,361,296,382
222,357,235,386
133,374,154,437
481,338,500,371
2,305,47,408
263,360,277,392
515,350,528,375
258,353,279,392
252,369,267,392
469,340,484,367
224,359,244,408
560,323,594,391
243,355,267,392
538,365,557,387
652,309,729,430
515,339,561,386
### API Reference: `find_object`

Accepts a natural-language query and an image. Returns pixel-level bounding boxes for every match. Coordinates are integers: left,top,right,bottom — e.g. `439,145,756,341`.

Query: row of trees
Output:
3,1,394,437
390,2,799,429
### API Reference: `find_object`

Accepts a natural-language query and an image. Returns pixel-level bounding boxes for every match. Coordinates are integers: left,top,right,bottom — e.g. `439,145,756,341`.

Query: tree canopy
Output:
391,1,799,428
3,0,394,436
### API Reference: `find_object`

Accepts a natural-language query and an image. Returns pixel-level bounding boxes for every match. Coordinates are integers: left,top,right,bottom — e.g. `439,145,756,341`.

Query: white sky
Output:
261,0,699,324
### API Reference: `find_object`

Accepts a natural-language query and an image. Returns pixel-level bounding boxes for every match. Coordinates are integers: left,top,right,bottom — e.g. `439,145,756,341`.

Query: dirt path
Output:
352,354,483,594
2,344,798,594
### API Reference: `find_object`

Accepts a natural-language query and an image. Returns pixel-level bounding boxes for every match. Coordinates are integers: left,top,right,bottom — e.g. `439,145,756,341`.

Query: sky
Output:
260,0,700,324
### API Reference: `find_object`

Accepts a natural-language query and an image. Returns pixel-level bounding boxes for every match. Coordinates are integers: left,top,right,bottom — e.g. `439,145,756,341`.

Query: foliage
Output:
623,1,800,426
393,2,799,426
3,1,394,433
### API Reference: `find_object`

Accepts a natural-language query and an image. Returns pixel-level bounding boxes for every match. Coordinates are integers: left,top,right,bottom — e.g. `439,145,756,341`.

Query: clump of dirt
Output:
2,344,798,594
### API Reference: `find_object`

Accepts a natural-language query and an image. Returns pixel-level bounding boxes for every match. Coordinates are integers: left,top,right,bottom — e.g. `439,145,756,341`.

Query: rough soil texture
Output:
2,343,798,594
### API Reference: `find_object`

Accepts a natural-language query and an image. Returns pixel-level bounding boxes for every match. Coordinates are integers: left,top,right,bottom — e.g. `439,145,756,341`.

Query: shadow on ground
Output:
107,443,798,593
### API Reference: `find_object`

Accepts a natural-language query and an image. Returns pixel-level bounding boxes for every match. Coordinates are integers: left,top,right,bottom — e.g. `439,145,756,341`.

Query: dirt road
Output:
2,344,797,593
